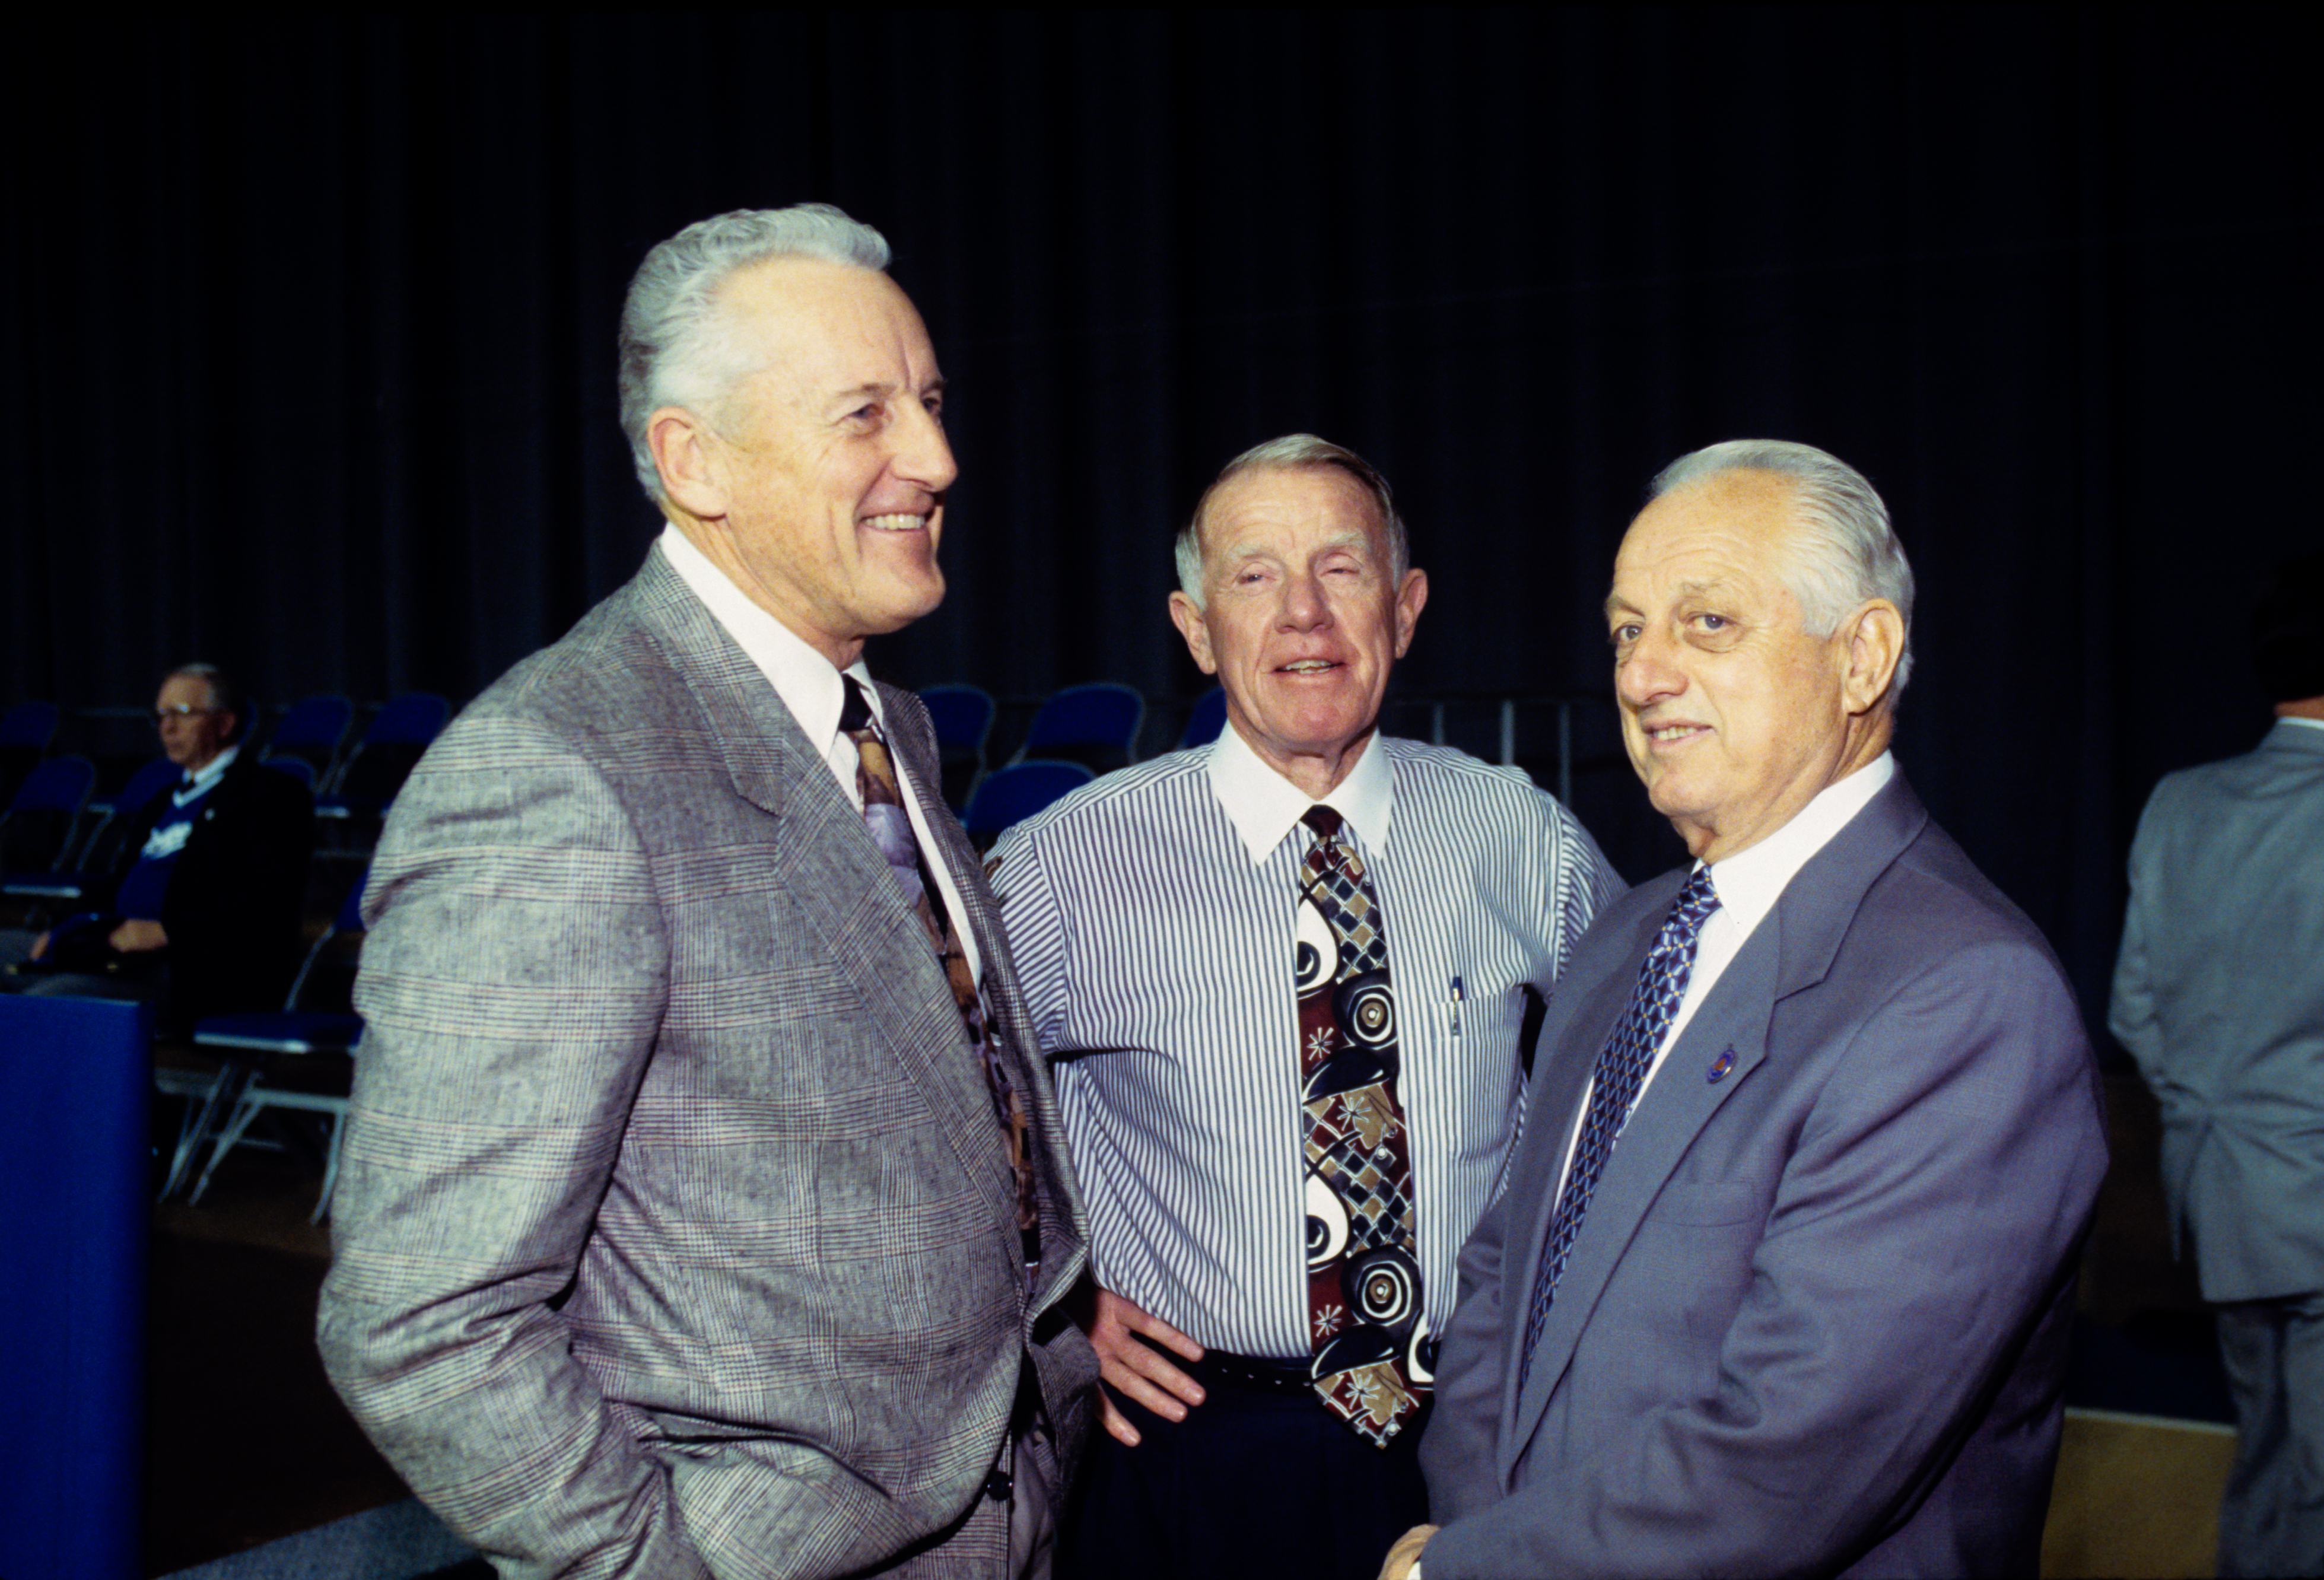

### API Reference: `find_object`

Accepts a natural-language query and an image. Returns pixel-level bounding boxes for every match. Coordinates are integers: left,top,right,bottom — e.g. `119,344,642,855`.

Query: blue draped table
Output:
0,993,149,1580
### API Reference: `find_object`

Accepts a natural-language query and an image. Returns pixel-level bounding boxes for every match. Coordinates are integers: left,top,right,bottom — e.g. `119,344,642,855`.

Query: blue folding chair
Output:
317,692,449,822
1014,682,1145,775
0,755,96,880
180,868,369,1217
964,760,1095,850
260,694,355,784
0,699,59,803
6,755,182,908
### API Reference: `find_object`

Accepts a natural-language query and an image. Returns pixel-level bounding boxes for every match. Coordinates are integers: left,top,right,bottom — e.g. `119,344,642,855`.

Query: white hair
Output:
1651,438,1916,697
616,204,892,501
1175,434,1409,608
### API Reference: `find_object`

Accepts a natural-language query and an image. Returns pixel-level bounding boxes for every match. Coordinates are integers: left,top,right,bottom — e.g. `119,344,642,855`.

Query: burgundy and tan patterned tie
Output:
1296,805,1428,1446
841,678,1039,1261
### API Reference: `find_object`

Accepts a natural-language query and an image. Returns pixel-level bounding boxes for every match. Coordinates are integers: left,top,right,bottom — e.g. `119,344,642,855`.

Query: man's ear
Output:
1392,568,1429,659
649,408,726,520
1839,600,1905,714
1168,590,1218,675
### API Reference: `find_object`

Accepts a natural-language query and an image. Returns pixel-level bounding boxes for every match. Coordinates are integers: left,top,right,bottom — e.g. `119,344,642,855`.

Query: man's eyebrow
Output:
1603,577,1735,619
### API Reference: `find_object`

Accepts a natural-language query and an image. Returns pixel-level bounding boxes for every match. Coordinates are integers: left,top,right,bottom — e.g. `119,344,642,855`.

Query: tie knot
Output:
838,676,874,735
1670,865,1722,934
1301,804,1344,841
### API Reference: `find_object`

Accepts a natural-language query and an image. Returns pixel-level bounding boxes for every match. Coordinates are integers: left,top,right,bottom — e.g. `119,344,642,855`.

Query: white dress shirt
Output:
658,525,983,983
1552,752,1897,1200
991,723,1623,1358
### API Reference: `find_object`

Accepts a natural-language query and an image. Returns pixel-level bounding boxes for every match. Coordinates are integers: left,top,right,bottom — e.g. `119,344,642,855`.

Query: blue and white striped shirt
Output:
990,729,1624,1360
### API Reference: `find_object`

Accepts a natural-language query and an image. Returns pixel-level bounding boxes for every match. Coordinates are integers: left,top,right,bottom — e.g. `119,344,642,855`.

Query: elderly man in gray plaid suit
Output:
319,206,1098,1579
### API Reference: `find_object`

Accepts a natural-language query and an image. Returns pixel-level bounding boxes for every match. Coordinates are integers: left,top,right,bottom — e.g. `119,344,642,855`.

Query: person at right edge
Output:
2112,550,2324,1580
1388,439,2109,1579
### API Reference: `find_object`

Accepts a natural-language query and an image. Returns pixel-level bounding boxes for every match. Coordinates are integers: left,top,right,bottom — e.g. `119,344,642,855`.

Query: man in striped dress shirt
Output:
988,435,1622,1580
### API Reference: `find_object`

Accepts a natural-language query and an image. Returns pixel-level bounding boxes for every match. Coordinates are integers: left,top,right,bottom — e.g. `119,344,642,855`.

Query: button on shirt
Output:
991,723,1623,1360
657,526,984,986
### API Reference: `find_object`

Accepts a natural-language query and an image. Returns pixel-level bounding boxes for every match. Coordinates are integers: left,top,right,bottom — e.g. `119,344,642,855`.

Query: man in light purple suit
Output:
1390,440,2106,1579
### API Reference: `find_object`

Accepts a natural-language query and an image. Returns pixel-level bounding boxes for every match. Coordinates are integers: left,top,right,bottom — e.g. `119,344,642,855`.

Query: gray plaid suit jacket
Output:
318,547,1098,1579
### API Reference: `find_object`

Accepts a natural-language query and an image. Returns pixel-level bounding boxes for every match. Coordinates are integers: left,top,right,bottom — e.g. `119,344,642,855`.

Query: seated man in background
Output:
4,662,313,1034
989,434,1623,1580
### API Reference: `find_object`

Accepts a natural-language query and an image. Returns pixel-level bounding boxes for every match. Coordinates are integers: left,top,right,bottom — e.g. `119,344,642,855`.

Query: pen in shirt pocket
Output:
1450,975,1464,1037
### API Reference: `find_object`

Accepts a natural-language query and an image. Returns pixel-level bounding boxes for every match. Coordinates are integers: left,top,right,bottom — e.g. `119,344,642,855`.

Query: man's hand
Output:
1378,1523,1438,1580
28,930,51,962
1079,1285,1205,1447
109,918,168,953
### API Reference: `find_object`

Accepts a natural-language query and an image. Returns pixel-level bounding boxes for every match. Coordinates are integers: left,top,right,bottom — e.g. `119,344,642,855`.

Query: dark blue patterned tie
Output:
1518,864,1721,1396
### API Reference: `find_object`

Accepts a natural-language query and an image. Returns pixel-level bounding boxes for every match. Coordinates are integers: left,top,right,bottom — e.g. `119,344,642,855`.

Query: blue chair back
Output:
263,694,354,772
98,755,185,820
7,755,94,818
323,694,450,817
0,700,59,749
921,684,996,812
0,756,96,872
365,693,450,746
964,760,1095,850
1179,687,1229,749
1019,683,1144,774
920,685,996,754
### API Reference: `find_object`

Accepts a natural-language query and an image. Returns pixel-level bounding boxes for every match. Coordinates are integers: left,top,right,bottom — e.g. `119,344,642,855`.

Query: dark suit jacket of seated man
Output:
317,206,1096,1579
1395,441,2107,1580
8,663,311,1034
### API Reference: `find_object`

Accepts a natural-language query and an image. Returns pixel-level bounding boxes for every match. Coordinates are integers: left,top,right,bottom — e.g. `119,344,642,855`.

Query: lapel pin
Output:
1706,1049,1735,1083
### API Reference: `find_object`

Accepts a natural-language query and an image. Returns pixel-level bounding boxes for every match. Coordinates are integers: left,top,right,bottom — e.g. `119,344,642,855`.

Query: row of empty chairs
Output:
931,682,1228,847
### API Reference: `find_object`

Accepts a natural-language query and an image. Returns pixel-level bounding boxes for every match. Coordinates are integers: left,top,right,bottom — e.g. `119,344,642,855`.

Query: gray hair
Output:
1651,438,1916,697
617,204,892,501
1175,434,1410,607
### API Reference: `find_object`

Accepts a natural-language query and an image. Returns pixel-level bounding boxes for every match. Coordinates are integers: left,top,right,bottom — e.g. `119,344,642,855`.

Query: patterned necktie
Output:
1296,805,1428,1446
1518,864,1722,1395
840,678,1039,1260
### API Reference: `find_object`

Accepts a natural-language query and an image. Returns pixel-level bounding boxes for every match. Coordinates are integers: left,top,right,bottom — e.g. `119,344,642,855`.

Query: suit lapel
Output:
1493,878,1673,1461
1499,776,1934,1474
882,682,1091,1309
628,557,1023,1263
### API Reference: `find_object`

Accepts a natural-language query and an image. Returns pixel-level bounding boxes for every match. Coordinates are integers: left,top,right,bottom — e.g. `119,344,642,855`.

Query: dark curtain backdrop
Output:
4,8,2315,1034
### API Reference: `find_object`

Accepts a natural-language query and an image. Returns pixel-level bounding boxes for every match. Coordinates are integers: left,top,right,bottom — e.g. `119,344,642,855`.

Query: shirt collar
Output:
184,742,240,796
1206,722,1395,864
657,523,879,740
1700,751,1895,936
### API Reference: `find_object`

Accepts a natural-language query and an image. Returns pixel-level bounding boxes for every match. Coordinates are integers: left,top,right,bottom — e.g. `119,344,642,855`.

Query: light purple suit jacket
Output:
1419,775,2107,1578
319,548,1097,1578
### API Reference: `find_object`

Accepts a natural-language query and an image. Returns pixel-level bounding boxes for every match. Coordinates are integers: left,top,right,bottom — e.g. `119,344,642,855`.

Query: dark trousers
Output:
1058,1356,1430,1580
2215,1292,2324,1579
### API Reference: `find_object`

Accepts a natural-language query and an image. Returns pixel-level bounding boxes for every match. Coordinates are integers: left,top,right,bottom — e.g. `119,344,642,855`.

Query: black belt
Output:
1194,1349,1315,1395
